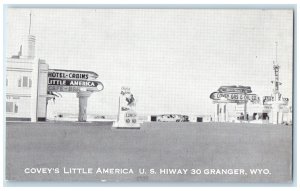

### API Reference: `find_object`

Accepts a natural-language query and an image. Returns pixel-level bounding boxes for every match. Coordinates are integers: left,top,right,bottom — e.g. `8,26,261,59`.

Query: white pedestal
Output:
112,110,140,129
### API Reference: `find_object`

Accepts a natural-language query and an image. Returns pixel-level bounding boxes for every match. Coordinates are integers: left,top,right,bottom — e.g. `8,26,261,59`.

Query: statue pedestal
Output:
112,110,140,129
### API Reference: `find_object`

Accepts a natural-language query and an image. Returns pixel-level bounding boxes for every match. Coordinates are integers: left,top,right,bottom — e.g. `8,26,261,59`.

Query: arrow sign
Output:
48,79,104,92
48,69,98,80
210,92,259,102
217,85,252,93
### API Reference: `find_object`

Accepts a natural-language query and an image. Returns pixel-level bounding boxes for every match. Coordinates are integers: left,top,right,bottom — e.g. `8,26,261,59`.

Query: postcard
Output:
5,8,294,183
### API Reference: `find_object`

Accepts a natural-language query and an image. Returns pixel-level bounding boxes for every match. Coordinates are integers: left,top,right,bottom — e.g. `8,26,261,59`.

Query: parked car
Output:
181,115,189,122
157,114,183,122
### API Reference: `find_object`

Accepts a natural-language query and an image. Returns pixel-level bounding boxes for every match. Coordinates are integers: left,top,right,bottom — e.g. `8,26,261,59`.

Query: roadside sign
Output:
113,86,140,128
48,69,98,80
217,86,252,94
210,92,259,102
263,96,289,105
47,69,103,93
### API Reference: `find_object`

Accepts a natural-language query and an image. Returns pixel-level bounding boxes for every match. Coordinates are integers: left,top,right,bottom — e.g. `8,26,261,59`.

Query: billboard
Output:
210,92,260,103
210,86,259,103
48,69,98,80
113,86,140,128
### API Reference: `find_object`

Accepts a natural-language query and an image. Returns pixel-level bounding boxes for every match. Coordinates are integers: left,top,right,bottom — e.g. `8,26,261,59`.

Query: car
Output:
94,115,105,119
181,115,189,122
157,114,182,122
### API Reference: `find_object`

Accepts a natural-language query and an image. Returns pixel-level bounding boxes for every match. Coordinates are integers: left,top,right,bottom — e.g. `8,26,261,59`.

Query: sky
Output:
6,9,294,116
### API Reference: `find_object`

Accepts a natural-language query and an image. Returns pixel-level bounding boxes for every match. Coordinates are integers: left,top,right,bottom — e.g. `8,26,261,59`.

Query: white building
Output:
213,100,292,124
6,21,101,122
6,32,49,122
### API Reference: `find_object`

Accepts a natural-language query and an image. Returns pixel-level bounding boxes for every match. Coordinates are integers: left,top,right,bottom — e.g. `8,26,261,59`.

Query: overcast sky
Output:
6,9,293,116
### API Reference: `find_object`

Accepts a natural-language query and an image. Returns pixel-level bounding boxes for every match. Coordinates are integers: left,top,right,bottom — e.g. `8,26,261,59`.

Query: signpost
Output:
47,69,103,93
217,86,252,94
48,69,98,80
209,44,291,124
210,86,257,122
210,92,259,103
264,42,290,124
47,69,104,122
48,79,104,92
263,96,289,105
113,86,140,129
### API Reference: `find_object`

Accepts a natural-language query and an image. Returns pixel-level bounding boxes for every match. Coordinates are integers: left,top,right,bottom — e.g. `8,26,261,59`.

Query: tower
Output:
271,42,282,101
22,12,36,59
270,42,285,124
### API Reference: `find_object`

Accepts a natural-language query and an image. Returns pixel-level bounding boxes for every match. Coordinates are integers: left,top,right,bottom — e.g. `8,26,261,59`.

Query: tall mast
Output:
29,12,32,35
275,41,278,63
272,42,281,94
26,11,36,59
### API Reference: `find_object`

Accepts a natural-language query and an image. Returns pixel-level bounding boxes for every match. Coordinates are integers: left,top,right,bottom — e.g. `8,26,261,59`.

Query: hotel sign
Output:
47,69,103,93
48,69,98,80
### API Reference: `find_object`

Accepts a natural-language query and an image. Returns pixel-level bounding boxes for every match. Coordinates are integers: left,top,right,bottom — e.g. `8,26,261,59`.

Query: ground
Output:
5,121,293,183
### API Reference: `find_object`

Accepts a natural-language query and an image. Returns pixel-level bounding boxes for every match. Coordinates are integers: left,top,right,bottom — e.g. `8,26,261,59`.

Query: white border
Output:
1,1,299,191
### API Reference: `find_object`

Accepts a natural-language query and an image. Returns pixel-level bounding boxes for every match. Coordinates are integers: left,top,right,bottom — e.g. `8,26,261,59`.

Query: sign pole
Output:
77,90,92,122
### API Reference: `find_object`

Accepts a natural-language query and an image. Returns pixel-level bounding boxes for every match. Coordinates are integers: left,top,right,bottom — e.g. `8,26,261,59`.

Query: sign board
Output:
119,86,135,111
124,110,138,124
47,69,103,93
263,95,289,105
210,92,259,102
48,84,103,92
48,69,98,80
113,86,140,128
217,86,252,94
48,78,102,87
48,79,103,92
212,100,245,104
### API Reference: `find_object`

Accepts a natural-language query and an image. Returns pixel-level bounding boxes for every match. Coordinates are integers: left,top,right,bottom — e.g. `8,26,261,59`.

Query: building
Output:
211,43,292,125
6,14,102,122
6,23,49,122
213,101,291,124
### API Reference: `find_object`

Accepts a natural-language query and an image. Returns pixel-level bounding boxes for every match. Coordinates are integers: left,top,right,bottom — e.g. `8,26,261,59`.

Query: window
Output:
23,76,28,87
6,102,14,112
18,76,32,88
14,104,18,113
6,101,19,113
18,78,22,87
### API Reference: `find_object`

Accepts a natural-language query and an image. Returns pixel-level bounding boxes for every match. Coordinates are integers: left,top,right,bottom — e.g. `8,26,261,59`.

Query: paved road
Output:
5,122,292,183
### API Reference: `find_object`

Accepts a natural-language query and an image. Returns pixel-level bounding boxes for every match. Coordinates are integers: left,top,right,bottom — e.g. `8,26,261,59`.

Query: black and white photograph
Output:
4,6,294,184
